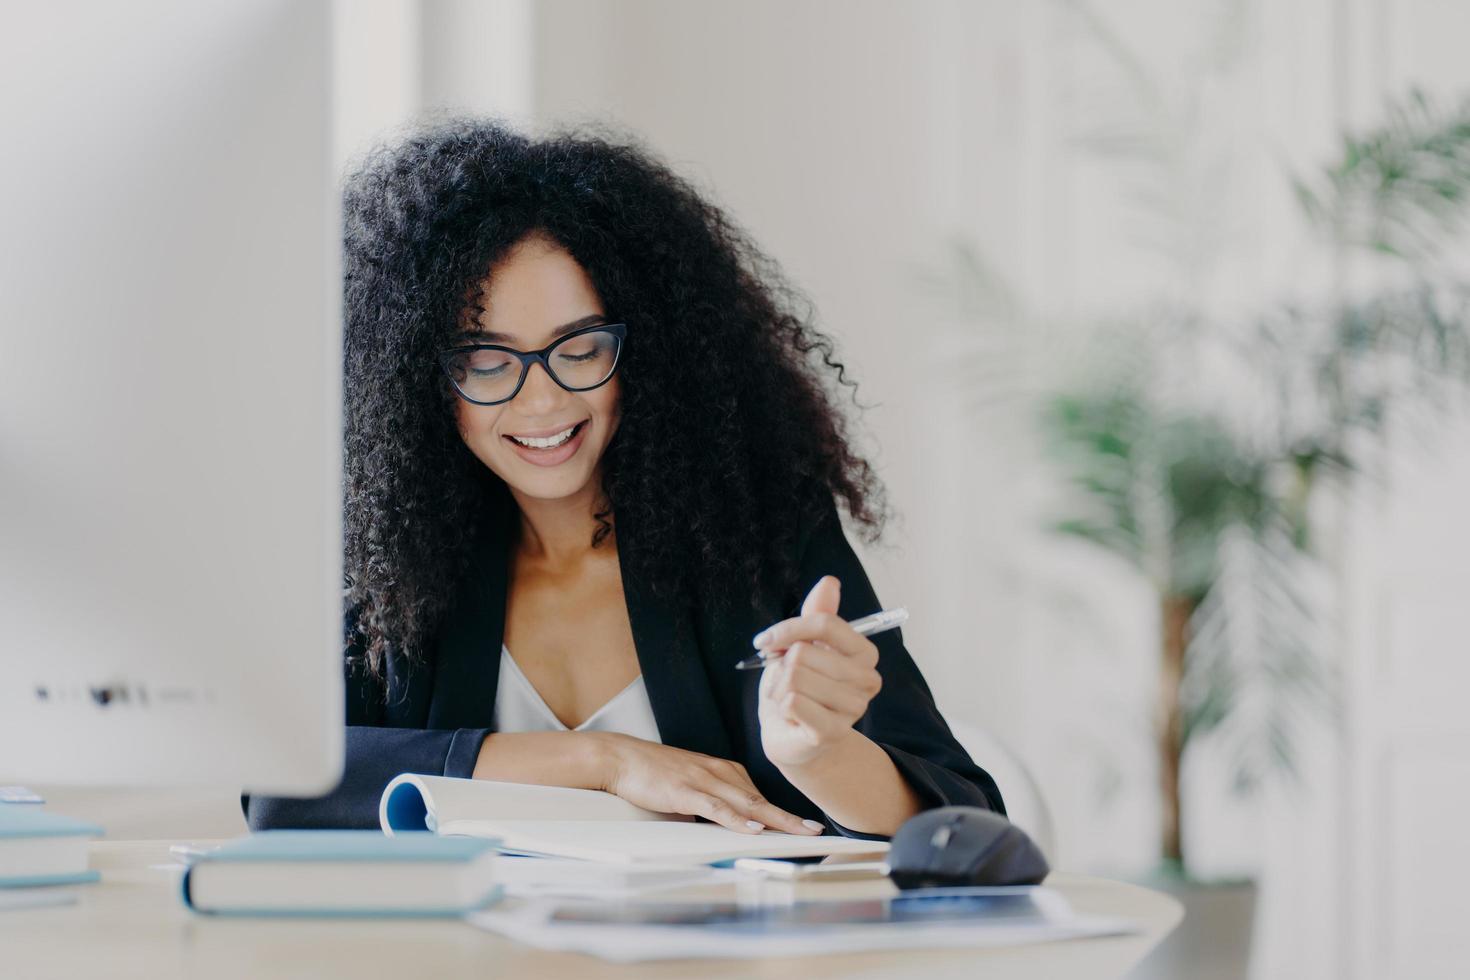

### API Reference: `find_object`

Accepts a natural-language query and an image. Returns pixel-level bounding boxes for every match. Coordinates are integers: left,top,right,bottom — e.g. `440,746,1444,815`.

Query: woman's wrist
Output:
579,731,624,792
771,728,865,782
773,729,923,837
472,730,618,791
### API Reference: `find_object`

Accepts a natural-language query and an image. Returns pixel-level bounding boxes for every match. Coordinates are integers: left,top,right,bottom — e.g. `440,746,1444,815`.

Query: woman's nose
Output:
514,360,568,413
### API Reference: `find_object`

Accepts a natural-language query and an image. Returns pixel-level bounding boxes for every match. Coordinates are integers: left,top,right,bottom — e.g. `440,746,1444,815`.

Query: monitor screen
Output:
0,0,343,795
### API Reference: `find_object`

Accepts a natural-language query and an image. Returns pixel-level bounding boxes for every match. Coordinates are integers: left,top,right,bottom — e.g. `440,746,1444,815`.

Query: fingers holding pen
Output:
753,610,879,667
767,645,876,716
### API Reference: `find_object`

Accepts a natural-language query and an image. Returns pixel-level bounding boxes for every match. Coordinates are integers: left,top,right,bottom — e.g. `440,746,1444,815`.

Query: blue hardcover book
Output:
180,830,502,917
0,804,103,888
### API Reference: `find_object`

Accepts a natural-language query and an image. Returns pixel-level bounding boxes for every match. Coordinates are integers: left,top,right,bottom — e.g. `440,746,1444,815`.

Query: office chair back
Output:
947,720,1058,864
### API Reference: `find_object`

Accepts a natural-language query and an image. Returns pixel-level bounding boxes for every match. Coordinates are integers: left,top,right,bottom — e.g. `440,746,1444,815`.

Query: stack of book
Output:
181,831,500,917
0,803,101,890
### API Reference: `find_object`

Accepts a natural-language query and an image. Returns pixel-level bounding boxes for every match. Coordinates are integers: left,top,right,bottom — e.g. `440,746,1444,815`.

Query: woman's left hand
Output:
756,576,883,769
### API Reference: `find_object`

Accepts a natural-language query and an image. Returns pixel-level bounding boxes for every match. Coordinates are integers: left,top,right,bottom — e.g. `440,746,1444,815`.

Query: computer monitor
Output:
0,0,343,795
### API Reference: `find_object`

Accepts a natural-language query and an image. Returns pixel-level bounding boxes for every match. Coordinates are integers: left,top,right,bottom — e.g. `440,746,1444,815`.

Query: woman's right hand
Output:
588,732,823,836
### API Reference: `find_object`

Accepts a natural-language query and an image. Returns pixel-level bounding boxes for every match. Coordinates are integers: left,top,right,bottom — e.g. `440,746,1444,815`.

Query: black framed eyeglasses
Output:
437,322,627,406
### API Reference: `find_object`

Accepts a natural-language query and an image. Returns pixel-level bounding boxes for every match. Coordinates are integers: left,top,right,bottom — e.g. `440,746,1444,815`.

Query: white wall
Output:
1333,3,1470,975
333,0,421,172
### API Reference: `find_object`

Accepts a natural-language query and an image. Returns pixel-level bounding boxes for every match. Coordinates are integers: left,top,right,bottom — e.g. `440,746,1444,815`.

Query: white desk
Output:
1,841,1181,979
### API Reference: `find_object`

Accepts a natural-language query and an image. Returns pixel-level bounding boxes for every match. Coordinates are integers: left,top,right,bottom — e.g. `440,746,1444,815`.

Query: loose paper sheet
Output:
470,887,1138,962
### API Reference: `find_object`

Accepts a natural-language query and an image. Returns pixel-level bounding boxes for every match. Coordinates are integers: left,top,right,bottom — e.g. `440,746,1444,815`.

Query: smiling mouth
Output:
504,420,587,449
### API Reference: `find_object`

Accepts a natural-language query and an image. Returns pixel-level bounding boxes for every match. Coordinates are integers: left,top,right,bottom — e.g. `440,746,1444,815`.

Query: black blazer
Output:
244,492,1004,837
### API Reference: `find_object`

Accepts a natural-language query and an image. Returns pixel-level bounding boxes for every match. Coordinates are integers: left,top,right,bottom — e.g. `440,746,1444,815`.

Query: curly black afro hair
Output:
343,119,885,672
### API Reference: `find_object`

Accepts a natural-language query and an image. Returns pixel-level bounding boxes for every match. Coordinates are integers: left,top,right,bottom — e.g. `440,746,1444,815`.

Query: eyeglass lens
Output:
443,328,621,404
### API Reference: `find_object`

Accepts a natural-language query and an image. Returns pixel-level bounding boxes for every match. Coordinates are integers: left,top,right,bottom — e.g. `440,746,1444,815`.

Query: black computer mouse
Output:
886,806,1050,889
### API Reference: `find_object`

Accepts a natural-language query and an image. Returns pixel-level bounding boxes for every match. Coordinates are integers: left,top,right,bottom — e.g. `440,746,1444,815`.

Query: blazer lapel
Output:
617,539,733,761
426,509,510,730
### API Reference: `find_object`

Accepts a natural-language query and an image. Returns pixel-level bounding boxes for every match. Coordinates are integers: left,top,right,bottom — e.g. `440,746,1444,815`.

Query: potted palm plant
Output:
1043,90,1470,874
925,76,1470,972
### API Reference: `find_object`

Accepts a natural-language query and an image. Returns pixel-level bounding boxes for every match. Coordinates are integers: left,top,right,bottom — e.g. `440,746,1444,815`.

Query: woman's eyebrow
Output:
457,313,607,344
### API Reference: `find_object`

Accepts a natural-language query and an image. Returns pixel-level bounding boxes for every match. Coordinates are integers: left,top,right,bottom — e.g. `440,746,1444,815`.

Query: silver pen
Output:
734,607,909,670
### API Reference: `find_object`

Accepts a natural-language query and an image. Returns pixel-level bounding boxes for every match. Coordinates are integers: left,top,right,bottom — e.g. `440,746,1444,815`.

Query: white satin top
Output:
491,645,662,743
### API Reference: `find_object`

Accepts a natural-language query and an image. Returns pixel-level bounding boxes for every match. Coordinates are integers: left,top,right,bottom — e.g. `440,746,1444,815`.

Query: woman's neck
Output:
509,478,612,570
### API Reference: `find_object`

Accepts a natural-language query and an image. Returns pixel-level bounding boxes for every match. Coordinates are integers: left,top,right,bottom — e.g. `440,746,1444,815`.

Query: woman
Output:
245,120,1003,838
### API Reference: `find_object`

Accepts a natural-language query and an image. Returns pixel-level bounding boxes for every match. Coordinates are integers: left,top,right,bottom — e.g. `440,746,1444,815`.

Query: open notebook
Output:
379,775,889,866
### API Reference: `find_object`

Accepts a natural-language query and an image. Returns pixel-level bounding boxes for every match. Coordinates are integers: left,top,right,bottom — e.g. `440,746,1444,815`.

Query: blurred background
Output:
30,2,1470,976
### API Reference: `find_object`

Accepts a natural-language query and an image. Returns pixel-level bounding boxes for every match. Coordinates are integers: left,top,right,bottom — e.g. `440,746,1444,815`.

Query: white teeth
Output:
509,424,578,449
